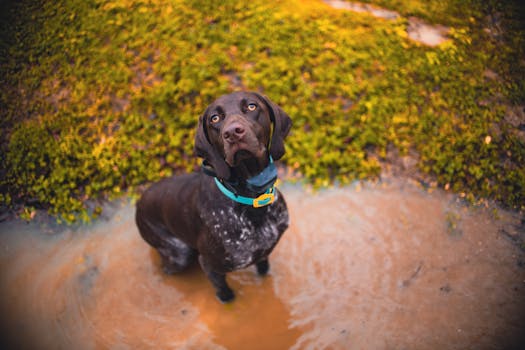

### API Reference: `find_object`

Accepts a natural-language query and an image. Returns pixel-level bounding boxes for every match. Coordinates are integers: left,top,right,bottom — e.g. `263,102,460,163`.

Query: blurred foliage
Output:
0,0,523,222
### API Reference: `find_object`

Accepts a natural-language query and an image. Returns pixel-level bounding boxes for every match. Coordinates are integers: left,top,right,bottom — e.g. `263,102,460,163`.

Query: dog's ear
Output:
255,93,292,161
194,114,231,180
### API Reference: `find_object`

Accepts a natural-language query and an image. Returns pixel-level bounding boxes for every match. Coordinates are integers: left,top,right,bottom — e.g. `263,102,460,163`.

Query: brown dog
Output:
135,92,292,302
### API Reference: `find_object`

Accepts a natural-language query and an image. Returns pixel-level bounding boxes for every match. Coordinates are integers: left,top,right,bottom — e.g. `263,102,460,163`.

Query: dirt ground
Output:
1,176,524,350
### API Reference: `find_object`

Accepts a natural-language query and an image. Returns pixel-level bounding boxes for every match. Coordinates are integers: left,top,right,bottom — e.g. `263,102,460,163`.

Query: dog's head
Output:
195,92,292,180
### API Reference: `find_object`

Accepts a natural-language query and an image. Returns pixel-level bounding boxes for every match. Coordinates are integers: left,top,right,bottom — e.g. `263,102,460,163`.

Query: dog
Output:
135,91,292,302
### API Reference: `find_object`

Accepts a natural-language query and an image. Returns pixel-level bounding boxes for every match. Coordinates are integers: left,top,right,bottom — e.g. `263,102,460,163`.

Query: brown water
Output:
1,178,524,349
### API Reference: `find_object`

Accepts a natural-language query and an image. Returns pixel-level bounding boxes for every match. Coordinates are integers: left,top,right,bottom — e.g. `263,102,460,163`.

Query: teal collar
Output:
214,177,277,208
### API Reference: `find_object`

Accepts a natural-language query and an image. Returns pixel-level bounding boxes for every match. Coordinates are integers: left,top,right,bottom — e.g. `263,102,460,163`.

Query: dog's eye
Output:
247,103,257,111
210,114,221,124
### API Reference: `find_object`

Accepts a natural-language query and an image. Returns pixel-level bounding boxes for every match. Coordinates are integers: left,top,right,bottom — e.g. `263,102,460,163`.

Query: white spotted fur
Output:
205,200,289,270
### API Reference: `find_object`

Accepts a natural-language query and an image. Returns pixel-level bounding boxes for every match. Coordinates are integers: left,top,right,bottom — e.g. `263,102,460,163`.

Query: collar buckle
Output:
214,177,277,208
253,190,275,208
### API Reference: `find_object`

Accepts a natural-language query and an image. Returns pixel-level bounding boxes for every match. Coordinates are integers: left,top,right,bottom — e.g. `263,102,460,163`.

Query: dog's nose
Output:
222,122,245,143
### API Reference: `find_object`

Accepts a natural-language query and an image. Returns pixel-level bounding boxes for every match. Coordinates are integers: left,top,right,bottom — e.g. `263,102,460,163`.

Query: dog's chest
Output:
206,204,288,269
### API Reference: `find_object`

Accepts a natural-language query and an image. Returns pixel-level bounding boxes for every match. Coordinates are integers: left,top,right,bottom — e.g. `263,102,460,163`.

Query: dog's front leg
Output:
256,258,270,276
198,255,235,303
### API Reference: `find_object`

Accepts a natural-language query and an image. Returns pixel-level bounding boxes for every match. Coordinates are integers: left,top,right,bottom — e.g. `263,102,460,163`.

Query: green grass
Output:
1,0,523,222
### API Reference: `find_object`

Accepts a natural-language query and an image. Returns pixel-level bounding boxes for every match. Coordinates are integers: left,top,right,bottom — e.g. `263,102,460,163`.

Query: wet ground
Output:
1,177,524,349
324,0,450,46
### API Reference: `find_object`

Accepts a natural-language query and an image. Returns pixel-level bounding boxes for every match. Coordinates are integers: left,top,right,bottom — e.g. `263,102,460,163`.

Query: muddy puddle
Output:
1,177,524,349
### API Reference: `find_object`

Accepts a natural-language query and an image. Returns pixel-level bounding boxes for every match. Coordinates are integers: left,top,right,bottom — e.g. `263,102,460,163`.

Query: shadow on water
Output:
147,250,301,350
1,178,524,349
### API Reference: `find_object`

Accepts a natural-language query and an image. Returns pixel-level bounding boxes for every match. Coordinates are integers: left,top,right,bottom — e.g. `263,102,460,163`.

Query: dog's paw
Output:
162,266,176,275
216,288,235,303
256,260,270,276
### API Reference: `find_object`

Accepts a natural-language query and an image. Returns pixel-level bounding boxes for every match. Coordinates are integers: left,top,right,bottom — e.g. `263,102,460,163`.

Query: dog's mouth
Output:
224,142,266,168
233,149,254,164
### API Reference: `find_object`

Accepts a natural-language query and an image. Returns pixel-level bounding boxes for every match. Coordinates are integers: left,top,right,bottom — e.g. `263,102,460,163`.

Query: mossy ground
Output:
1,0,523,222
